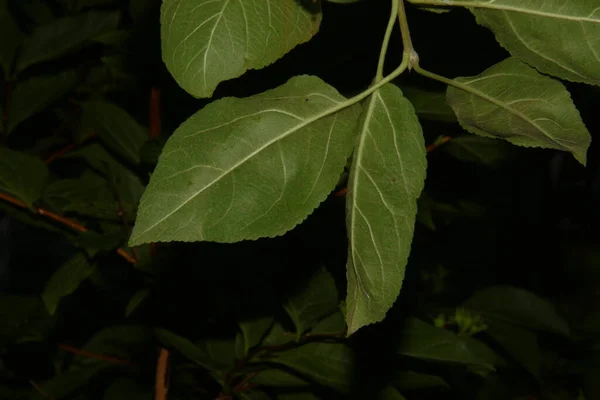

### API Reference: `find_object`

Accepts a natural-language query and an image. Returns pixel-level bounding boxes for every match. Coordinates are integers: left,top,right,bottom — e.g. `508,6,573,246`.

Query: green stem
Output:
376,0,400,81
397,0,416,67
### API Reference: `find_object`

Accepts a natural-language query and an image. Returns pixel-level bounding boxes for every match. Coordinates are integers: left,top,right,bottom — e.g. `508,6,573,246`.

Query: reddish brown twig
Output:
57,343,130,365
149,87,161,139
29,379,53,399
0,191,136,264
155,348,170,400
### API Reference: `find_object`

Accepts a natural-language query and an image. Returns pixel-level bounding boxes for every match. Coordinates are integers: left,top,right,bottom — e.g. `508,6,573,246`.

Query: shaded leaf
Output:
103,378,151,400
14,0,54,24
379,386,407,400
309,311,346,335
394,371,449,390
485,321,541,378
30,363,108,400
0,295,49,346
461,0,600,86
42,253,94,315
155,329,215,371
345,84,426,334
272,341,353,393
130,75,360,245
276,394,319,400
262,321,293,347
0,147,49,207
0,0,24,77
74,325,152,366
464,285,570,336
8,70,78,133
252,368,310,387
125,288,150,316
284,267,339,339
161,0,321,98
16,11,120,71
447,57,591,165
401,86,456,122
445,135,516,165
396,318,499,371
79,101,147,165
239,316,274,355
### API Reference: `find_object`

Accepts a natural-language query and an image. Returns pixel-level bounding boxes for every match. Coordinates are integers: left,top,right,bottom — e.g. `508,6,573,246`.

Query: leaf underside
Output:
345,84,427,334
130,75,360,245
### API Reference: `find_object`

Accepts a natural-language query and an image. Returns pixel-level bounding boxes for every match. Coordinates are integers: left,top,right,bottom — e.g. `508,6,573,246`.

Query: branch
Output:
155,348,170,400
57,343,130,364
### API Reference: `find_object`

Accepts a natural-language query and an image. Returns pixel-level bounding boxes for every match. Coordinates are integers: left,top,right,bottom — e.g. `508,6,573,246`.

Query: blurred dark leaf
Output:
239,316,274,356
393,371,449,390
0,0,24,78
0,147,49,206
445,135,516,166
485,321,541,378
401,86,456,122
42,252,94,315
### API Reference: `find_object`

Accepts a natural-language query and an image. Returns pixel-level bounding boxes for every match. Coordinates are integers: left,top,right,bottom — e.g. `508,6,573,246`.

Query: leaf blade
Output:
0,147,49,207
42,253,94,315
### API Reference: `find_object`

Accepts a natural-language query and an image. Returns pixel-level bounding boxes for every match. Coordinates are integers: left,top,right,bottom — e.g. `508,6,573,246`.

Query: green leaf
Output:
103,378,151,400
379,386,407,400
161,0,321,98
446,57,591,165
464,285,570,336
272,342,353,393
284,267,339,339
396,318,499,371
42,253,94,315
485,321,541,378
130,75,360,245
79,101,147,165
252,368,310,387
394,371,449,390
125,288,150,316
74,325,152,366
459,0,600,86
0,147,49,207
8,70,78,133
16,11,120,71
401,86,456,122
445,135,516,166
0,295,48,346
345,84,427,334
239,316,274,355
14,0,55,24
155,329,215,371
30,363,108,400
309,311,346,335
0,0,24,77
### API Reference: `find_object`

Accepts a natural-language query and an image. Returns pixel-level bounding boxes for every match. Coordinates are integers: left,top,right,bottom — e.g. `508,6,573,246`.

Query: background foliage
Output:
0,0,599,399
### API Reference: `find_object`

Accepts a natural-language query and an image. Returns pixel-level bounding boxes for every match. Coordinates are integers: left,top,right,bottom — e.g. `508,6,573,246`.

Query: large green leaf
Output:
345,84,427,334
0,147,49,207
396,318,499,371
0,0,24,78
463,285,570,336
284,267,339,339
8,70,78,133
446,57,591,165
16,11,119,72
161,0,321,98
79,101,147,165
459,0,600,86
130,75,360,245
42,253,94,315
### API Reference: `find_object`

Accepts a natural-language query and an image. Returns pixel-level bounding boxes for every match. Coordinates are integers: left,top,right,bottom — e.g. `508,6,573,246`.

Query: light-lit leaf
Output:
394,371,449,390
125,288,150,317
16,11,120,71
0,0,24,78
272,341,353,393
0,147,49,207
447,57,591,165
445,135,516,165
130,75,360,245
401,86,456,122
79,101,147,165
345,84,427,334
485,321,541,378
457,0,600,86
464,285,570,336
284,267,339,339
42,253,94,315
239,316,274,355
161,0,321,98
396,318,499,371
8,70,78,133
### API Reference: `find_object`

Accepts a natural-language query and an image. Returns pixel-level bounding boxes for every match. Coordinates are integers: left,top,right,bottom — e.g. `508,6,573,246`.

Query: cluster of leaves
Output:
0,0,598,399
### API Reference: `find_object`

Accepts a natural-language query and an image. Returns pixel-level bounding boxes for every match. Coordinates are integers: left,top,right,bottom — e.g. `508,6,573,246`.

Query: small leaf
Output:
401,86,456,122
461,0,600,86
464,285,570,336
130,75,360,245
284,267,339,339
16,11,120,72
0,147,49,207
239,316,274,355
42,253,94,315
309,311,346,335
396,318,499,371
394,371,449,390
161,0,321,98
8,70,78,133
272,342,353,393
0,0,24,77
125,288,150,316
447,57,591,165
345,84,427,334
445,135,516,166
485,321,541,378
79,101,147,165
